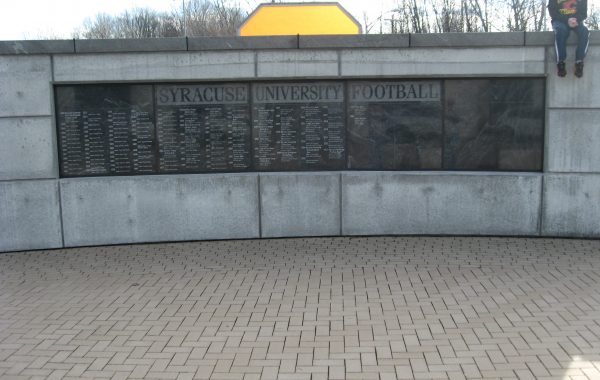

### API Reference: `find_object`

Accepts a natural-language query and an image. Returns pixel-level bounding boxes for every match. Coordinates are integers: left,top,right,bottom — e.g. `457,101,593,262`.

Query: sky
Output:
0,0,599,40
0,0,398,40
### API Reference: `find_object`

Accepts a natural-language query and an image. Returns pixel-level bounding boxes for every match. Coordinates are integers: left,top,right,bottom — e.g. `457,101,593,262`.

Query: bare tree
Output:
117,8,162,38
505,0,528,30
409,0,431,33
172,0,245,36
468,0,492,32
529,0,547,31
459,0,479,32
158,14,182,37
506,0,525,30
363,12,378,34
504,0,547,31
391,0,432,33
531,0,547,31
75,1,247,39
432,0,459,32
588,6,600,30
391,0,488,33
74,0,561,38
80,13,118,39
390,1,411,33
211,0,246,36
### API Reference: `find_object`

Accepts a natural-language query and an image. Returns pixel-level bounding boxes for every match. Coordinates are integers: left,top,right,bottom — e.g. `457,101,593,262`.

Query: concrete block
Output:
0,55,51,117
75,38,187,53
0,180,62,252
342,172,541,236
527,30,600,46
0,39,74,54
411,32,524,47
0,117,57,180
547,110,600,173
547,48,600,108
525,31,555,46
542,174,600,237
189,36,297,50
260,173,340,238
60,174,259,247
257,50,338,78
341,47,545,77
53,51,255,82
300,34,409,49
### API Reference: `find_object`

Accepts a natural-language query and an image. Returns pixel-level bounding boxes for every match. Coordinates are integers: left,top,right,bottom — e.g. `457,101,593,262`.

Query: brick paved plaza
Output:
1,237,600,380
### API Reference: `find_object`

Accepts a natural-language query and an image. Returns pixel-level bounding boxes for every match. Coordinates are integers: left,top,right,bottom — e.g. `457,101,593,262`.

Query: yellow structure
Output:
238,2,362,36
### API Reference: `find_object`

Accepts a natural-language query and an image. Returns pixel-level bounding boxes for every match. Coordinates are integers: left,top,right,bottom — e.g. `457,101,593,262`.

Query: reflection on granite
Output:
56,84,154,111
55,78,545,177
348,103,443,169
444,79,544,171
347,81,443,170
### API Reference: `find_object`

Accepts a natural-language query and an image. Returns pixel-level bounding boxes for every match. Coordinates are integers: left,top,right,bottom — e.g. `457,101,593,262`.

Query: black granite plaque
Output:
156,84,251,173
444,79,544,171
56,85,156,177
347,81,443,170
57,78,545,178
252,82,346,171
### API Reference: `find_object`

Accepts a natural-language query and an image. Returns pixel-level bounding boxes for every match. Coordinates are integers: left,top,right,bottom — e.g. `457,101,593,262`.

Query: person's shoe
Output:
575,61,584,78
557,61,567,77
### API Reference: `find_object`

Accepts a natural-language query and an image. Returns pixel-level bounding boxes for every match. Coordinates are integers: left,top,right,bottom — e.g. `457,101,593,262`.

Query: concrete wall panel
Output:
543,174,600,237
3,36,600,249
547,110,600,173
189,36,297,50
0,180,62,252
0,117,57,180
53,52,255,82
299,35,409,49
61,174,259,247
341,47,545,77
411,32,524,47
257,51,338,78
260,173,340,238
547,49,600,108
342,172,542,236
75,38,186,53
0,40,74,55
0,55,51,117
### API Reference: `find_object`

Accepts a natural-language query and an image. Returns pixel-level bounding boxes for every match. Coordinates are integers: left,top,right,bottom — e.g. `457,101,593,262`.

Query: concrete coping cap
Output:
1,31,598,54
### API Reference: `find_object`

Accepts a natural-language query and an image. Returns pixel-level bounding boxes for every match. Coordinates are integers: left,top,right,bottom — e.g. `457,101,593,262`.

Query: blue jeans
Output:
553,20,590,62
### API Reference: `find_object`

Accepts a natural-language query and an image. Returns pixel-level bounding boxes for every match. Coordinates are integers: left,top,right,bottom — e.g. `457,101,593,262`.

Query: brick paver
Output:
1,237,600,379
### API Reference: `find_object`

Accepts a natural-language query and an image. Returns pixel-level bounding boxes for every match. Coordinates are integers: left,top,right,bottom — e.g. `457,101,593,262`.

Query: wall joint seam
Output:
0,177,58,183
0,115,53,119
538,175,545,237
547,107,600,111
258,174,263,238
57,180,66,248
254,51,258,78
339,172,343,236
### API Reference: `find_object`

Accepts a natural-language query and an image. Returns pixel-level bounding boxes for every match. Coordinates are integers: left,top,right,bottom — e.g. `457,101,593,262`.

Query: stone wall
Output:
1,32,598,252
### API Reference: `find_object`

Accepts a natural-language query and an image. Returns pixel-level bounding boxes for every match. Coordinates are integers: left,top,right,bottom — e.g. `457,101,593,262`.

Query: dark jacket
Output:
548,0,588,23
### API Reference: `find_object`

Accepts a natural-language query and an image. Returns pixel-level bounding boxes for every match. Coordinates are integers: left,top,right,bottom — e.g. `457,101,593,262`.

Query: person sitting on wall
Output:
548,0,590,78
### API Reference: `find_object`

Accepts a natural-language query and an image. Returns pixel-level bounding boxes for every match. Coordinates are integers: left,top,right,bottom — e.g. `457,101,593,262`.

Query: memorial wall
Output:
4,33,599,252
55,79,545,177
